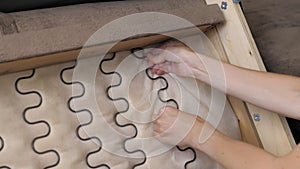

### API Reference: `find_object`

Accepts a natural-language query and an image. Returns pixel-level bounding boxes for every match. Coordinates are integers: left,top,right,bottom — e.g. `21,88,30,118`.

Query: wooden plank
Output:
228,96,262,147
205,0,295,156
206,27,262,147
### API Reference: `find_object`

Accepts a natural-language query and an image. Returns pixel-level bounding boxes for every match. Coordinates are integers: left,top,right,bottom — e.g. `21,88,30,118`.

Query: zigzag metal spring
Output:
99,53,147,168
0,136,10,169
0,137,3,152
60,62,110,169
14,69,60,169
131,48,197,169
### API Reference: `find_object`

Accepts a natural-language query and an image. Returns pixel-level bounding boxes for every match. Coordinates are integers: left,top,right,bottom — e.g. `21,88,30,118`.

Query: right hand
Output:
152,106,205,147
146,40,207,79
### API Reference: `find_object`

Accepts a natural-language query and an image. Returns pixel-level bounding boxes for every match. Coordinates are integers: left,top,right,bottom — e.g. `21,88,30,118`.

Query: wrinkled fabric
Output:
0,49,240,168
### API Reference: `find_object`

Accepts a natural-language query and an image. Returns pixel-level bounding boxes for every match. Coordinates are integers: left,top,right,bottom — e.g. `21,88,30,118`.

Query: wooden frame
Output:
0,0,295,157
205,0,296,156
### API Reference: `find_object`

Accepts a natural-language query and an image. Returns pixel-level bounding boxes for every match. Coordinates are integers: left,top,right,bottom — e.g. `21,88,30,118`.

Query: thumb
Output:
155,62,174,74
147,52,166,65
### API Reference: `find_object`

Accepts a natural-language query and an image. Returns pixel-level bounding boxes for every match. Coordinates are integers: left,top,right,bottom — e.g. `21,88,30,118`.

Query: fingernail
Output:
157,69,165,75
152,68,157,74
156,70,162,75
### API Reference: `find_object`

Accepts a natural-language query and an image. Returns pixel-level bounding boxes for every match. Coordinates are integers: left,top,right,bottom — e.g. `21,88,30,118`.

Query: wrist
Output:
191,54,212,84
187,117,205,148
188,118,222,153
193,68,210,84
193,54,230,94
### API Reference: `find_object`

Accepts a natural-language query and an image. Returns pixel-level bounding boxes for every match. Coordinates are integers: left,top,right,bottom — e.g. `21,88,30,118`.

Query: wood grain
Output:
205,0,295,156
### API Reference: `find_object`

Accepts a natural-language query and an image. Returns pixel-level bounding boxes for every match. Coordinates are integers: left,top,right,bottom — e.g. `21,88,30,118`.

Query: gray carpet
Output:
242,0,300,76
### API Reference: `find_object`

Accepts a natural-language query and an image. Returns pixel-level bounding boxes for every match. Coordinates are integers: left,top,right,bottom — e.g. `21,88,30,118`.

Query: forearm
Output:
225,64,300,119
193,130,278,169
194,55,300,119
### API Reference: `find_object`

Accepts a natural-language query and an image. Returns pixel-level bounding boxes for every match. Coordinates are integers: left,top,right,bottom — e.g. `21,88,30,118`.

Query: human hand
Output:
146,40,207,79
152,106,204,147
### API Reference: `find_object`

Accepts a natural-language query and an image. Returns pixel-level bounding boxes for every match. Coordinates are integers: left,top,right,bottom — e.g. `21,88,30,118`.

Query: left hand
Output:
146,40,207,79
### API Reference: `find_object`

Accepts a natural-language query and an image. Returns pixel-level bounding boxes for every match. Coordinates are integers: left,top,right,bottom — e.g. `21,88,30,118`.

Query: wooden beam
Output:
205,0,296,156
206,27,262,147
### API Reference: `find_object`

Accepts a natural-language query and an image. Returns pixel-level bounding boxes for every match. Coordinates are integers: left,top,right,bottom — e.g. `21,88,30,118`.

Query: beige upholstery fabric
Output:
0,49,240,168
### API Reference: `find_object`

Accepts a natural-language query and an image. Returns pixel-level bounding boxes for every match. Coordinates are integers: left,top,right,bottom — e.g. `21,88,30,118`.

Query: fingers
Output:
147,45,186,76
147,54,175,75
153,121,169,138
146,52,167,75
154,62,178,75
146,39,189,66
152,106,179,134
152,106,204,147
156,69,165,75
147,47,179,63
152,106,185,145
151,67,165,75
146,47,167,66
147,53,165,66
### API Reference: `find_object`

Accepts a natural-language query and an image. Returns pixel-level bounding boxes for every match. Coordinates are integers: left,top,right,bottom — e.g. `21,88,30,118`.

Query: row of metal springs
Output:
12,67,110,169
131,48,197,169
14,70,60,169
99,53,147,168
60,63,110,169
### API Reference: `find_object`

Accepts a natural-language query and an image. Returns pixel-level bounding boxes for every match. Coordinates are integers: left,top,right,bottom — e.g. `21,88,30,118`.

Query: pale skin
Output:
147,40,300,169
